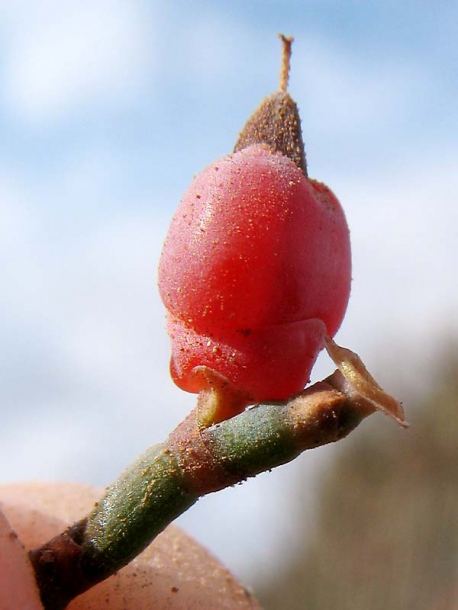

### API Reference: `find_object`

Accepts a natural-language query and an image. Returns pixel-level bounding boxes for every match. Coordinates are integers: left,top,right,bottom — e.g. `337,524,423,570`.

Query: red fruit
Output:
158,143,351,404
159,36,351,415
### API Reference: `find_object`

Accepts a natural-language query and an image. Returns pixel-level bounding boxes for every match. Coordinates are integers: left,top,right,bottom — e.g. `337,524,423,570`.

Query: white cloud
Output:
175,14,253,86
0,182,192,482
330,144,458,373
292,36,427,136
0,407,98,480
1,0,154,124
0,175,34,252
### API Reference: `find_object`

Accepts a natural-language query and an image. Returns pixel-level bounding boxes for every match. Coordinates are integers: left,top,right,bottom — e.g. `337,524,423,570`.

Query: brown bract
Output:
233,34,307,175
234,91,307,175
0,481,260,610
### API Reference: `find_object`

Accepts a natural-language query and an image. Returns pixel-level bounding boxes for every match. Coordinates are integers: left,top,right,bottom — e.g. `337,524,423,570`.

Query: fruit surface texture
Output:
159,143,351,404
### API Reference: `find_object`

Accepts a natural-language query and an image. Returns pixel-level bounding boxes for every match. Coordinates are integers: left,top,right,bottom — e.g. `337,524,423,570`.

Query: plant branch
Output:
29,341,405,610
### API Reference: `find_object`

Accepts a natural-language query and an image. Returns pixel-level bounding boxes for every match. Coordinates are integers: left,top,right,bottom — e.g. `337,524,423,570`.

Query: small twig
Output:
279,34,294,92
29,370,378,610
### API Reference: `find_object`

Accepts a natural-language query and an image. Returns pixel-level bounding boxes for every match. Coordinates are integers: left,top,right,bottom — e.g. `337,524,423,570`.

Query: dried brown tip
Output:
234,34,307,176
325,337,409,428
278,34,294,92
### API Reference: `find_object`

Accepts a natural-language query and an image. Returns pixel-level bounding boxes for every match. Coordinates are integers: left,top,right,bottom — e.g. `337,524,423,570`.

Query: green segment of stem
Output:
84,444,198,576
205,404,299,476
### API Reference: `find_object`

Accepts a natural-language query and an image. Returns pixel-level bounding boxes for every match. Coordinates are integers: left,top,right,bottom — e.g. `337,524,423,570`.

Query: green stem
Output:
29,371,375,610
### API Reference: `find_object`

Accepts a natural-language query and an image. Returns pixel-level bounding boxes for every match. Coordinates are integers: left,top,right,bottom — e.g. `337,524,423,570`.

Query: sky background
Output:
1,0,458,592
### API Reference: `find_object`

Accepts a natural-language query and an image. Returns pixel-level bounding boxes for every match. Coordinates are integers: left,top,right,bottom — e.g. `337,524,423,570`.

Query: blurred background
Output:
1,1,458,607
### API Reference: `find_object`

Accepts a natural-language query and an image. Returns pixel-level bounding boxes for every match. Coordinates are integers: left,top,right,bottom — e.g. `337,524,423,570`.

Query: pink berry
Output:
159,36,352,415
158,143,351,403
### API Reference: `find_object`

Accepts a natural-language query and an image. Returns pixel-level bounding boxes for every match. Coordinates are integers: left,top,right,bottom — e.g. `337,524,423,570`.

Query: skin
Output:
0,482,260,610
0,507,43,610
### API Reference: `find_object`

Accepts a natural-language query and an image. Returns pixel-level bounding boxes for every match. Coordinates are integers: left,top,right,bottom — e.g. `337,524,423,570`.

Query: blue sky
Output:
1,0,458,588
